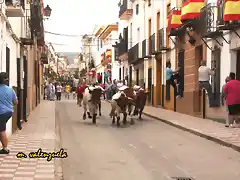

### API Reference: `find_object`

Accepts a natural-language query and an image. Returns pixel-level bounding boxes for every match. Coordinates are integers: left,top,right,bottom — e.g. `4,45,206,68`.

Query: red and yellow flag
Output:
181,0,205,21
224,0,240,21
106,49,112,58
168,9,182,29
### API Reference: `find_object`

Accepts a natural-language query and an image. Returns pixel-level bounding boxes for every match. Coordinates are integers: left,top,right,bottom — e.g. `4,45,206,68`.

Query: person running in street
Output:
77,81,87,106
65,83,71,99
0,72,18,154
56,83,62,101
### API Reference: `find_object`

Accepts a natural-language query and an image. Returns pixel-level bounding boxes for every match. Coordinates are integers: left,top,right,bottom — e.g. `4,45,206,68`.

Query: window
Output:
136,4,139,15
148,0,151,6
97,38,99,51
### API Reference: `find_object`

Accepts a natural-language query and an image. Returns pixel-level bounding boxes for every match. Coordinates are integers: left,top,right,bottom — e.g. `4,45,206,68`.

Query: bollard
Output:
202,89,206,119
174,87,176,112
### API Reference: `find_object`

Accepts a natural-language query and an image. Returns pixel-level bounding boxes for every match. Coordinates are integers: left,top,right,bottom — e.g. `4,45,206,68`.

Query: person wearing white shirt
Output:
56,83,62,101
198,60,215,107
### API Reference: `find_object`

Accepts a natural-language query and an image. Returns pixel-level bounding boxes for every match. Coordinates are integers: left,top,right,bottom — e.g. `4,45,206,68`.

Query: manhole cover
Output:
172,177,194,180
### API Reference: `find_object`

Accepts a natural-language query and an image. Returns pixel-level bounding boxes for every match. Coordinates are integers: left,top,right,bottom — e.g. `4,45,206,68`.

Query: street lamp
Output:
43,5,52,19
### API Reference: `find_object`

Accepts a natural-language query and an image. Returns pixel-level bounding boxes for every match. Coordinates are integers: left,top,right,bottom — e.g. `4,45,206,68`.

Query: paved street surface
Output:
143,106,240,151
0,101,61,180
57,99,240,180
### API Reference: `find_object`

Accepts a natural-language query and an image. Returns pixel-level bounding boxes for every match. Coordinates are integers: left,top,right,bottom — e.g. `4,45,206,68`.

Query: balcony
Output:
20,9,33,45
5,0,25,17
158,28,170,51
119,0,133,20
215,0,240,31
41,53,48,64
200,4,223,38
149,34,155,55
168,7,185,37
181,0,204,29
128,43,139,63
142,39,146,58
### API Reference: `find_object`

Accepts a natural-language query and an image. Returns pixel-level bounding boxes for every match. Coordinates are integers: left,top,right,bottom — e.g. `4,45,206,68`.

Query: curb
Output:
143,112,240,153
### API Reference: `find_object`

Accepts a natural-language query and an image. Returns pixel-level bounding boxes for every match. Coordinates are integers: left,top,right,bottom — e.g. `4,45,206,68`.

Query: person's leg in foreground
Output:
0,112,12,154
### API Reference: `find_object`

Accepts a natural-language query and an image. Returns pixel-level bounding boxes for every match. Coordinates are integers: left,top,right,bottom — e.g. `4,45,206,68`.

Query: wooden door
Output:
237,50,240,80
156,59,162,105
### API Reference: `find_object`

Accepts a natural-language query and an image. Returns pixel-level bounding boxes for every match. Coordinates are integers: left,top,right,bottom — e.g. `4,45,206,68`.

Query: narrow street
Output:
57,100,240,180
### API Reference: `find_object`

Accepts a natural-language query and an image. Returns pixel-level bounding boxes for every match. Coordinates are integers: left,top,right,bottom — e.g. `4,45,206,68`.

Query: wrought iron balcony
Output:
119,0,133,20
41,53,48,64
200,3,223,38
112,39,128,58
168,7,185,37
142,39,146,58
149,34,155,55
20,9,33,45
158,28,170,51
128,43,139,63
5,0,25,17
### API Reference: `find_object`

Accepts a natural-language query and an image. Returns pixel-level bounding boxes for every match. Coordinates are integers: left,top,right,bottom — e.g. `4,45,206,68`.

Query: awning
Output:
224,0,240,21
181,0,205,21
168,9,182,29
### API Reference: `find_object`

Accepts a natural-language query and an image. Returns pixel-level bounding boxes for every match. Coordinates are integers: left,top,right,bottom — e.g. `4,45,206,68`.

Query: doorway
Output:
237,50,240,80
148,68,152,103
156,59,162,105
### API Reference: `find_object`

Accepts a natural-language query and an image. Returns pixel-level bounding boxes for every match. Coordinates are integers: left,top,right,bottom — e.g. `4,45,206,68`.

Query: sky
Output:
43,0,119,52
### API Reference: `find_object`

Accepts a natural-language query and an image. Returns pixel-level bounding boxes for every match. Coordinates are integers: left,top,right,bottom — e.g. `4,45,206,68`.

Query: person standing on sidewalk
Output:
224,72,240,128
0,72,18,154
56,83,62,101
221,76,230,127
198,60,215,107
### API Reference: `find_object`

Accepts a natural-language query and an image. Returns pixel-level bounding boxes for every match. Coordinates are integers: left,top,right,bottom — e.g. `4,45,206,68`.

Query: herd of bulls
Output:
81,85,148,127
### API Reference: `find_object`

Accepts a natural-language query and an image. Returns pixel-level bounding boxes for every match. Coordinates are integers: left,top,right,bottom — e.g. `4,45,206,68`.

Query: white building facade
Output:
0,1,28,136
94,24,119,83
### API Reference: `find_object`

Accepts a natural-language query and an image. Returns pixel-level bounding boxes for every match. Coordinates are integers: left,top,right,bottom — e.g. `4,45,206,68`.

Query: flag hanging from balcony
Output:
224,0,240,21
181,0,205,21
106,49,112,58
168,9,182,29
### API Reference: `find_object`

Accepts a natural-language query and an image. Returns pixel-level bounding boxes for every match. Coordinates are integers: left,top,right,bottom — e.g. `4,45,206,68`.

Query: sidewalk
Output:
0,101,63,180
143,106,240,152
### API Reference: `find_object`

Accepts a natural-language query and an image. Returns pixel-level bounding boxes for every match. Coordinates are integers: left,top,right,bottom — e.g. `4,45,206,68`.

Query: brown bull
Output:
133,89,148,119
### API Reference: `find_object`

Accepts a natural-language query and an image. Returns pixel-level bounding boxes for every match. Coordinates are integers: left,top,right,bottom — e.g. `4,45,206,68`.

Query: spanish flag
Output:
224,0,240,21
106,49,112,58
181,0,205,21
168,9,182,29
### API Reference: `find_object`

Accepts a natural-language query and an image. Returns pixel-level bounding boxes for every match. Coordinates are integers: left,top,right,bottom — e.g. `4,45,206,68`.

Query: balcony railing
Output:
119,0,133,20
142,39,146,58
158,28,169,51
149,34,155,55
41,53,48,64
128,43,139,63
5,0,25,17
200,4,219,37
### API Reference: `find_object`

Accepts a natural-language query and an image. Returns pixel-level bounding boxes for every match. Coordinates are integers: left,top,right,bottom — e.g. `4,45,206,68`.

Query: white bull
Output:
82,86,103,124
